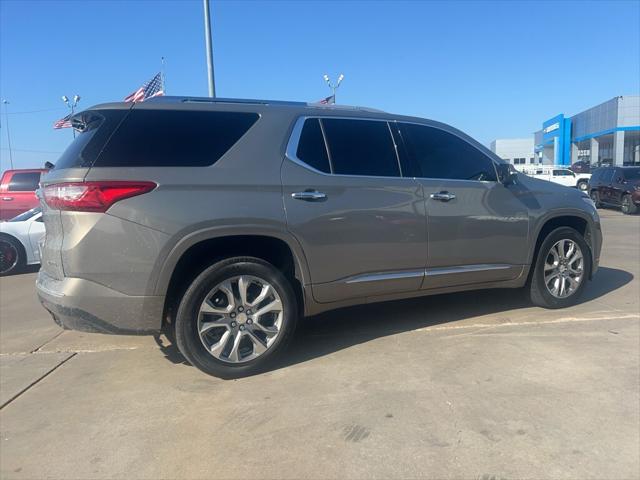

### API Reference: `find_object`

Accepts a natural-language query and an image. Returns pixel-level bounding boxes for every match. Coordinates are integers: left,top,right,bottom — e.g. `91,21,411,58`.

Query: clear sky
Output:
1,0,639,170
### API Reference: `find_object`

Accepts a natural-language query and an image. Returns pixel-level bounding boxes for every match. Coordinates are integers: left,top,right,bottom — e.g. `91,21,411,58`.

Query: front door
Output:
282,117,427,303
398,122,529,289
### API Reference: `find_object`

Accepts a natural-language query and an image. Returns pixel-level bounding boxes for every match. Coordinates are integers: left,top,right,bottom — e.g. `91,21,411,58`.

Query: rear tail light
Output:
43,181,156,212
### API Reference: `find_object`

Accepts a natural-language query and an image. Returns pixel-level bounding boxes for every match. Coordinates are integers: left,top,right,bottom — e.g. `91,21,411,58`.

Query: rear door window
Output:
95,110,259,167
321,119,400,177
7,172,41,191
399,123,497,182
296,119,331,173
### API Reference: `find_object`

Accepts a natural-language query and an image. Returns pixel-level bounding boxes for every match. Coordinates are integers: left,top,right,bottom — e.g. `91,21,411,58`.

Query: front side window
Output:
8,172,41,191
399,123,497,181
553,169,574,176
321,119,400,177
296,119,330,173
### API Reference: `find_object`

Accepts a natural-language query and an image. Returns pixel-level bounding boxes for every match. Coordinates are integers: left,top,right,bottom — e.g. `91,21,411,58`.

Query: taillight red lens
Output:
43,181,156,212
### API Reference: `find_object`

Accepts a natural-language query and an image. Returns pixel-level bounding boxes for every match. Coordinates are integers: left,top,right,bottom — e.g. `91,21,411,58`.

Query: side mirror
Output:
496,163,517,185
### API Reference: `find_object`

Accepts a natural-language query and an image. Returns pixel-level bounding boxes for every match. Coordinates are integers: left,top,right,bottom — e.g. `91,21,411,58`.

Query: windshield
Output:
623,168,640,180
9,207,41,222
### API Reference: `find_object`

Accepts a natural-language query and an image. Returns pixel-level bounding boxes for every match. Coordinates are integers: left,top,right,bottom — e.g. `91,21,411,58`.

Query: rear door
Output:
610,168,625,205
0,171,41,219
282,117,427,303
599,168,616,204
398,122,529,289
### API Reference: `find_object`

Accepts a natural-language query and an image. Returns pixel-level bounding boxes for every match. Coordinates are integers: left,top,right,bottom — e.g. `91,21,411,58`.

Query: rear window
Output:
95,110,259,167
7,172,41,191
54,110,128,170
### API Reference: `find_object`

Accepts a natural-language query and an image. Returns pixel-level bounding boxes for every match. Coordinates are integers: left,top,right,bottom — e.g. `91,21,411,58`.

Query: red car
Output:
0,169,47,221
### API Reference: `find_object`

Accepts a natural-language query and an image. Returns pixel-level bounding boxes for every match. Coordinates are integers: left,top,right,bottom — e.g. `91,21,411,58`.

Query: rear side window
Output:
96,110,259,167
7,172,41,191
399,123,497,182
322,119,400,177
296,119,330,173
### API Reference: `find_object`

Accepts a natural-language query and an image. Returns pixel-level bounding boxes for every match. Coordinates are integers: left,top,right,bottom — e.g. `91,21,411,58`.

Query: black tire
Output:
621,194,637,215
0,235,25,276
529,227,591,309
590,190,601,208
577,180,588,192
175,256,298,378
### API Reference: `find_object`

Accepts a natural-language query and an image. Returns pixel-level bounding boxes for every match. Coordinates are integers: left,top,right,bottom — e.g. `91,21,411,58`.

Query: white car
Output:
0,207,45,275
522,166,591,191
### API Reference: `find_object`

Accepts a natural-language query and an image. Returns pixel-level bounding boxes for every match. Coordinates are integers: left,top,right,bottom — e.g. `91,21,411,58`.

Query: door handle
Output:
1,197,13,201
291,190,327,202
430,191,456,202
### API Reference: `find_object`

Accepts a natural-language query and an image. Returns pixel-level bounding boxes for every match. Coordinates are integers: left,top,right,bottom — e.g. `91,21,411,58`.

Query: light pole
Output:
62,95,81,138
203,0,216,98
2,100,14,170
323,73,344,103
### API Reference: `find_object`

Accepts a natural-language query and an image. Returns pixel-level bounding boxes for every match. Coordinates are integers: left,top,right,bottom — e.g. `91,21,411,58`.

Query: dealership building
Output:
490,138,534,166
534,95,639,167
491,95,639,168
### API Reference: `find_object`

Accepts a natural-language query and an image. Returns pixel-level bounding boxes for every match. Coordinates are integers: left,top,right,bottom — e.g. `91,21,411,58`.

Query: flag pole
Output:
161,56,166,94
203,0,216,98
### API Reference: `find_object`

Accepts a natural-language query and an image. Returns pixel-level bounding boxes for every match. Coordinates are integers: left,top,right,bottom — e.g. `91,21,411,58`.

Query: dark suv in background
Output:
37,97,602,378
589,166,640,214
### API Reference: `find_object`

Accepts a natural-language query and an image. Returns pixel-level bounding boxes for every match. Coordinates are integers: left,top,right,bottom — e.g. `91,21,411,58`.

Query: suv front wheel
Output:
529,227,591,309
175,257,298,378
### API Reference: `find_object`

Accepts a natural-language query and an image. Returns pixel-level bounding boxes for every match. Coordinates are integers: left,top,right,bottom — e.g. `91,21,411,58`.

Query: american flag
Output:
316,95,335,105
124,72,164,103
53,114,72,129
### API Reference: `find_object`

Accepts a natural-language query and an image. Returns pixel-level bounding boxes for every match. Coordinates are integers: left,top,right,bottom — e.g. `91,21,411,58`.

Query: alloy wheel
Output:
197,275,283,363
543,239,584,298
0,240,19,274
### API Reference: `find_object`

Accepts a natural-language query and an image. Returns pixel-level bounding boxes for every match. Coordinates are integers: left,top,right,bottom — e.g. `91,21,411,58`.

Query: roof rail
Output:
145,96,307,106
143,96,385,112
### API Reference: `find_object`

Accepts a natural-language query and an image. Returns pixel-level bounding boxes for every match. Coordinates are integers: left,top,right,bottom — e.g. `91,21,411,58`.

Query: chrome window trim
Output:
285,116,408,181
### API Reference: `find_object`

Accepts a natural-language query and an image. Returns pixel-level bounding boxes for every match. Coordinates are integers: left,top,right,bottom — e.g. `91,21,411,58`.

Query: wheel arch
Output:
528,212,594,280
155,228,310,325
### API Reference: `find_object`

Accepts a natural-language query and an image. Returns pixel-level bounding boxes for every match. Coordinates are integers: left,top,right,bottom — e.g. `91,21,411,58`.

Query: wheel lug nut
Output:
230,312,236,318
247,318,253,324
231,321,237,328
239,325,245,331
238,306,244,312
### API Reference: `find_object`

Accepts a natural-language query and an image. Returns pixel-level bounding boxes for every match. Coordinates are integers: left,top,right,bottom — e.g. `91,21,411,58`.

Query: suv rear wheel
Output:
529,227,591,309
175,256,297,378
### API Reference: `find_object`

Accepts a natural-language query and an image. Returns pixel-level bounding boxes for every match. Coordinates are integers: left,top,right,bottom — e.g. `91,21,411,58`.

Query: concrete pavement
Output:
0,209,638,479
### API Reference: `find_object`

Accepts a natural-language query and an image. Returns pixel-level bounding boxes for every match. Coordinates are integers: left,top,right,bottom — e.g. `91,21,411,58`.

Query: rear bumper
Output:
36,270,164,334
